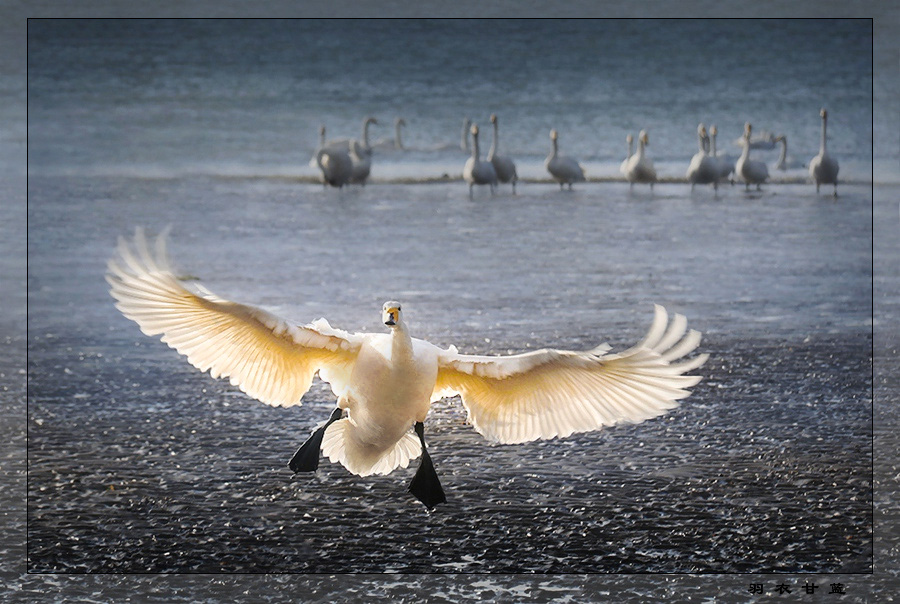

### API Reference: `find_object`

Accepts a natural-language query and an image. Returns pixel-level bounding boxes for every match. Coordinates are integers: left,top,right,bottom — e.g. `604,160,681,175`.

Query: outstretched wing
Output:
433,305,708,444
106,227,362,407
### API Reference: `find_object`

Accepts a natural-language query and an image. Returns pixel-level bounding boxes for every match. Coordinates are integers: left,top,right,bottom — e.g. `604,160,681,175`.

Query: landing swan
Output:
488,114,518,194
808,108,839,196
735,123,769,191
686,124,719,191
545,129,586,190
107,228,708,508
624,130,657,189
463,124,498,199
619,134,633,177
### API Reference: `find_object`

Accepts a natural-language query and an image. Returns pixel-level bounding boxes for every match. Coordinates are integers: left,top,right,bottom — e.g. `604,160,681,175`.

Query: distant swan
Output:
545,129,586,190
734,130,778,151
773,135,803,171
461,117,472,152
624,130,657,189
108,228,708,508
463,124,498,199
709,125,735,184
488,114,518,194
372,117,406,150
808,108,839,196
686,124,719,191
619,134,633,177
735,122,769,191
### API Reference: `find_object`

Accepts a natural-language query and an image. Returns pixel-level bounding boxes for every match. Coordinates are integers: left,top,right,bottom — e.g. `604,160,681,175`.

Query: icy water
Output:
16,15,889,602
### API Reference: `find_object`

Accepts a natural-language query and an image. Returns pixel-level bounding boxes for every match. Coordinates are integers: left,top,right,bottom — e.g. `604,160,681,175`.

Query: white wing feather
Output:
106,228,362,407
433,305,708,443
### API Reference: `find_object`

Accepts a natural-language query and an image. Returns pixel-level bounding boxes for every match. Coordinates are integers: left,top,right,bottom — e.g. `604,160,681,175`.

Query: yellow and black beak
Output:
384,307,400,326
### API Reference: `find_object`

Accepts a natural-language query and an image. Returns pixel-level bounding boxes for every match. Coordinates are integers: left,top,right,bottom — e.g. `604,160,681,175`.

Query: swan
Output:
808,108,839,196
708,125,735,184
373,118,406,150
624,130,657,189
545,129,586,190
316,147,353,189
735,122,769,191
463,124,498,199
461,117,472,152
619,134,633,177
324,116,378,154
107,228,708,508
773,135,803,171
686,124,719,191
488,114,518,194
733,130,778,151
349,140,373,186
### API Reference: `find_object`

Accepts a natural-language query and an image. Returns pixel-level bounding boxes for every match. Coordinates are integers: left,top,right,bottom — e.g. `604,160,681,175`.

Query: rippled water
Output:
12,13,893,604
27,176,873,575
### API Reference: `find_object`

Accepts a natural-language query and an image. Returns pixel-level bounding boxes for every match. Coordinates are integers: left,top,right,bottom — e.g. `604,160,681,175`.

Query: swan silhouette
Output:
735,122,769,191
624,130,657,190
488,114,518,194
463,124,498,199
808,108,839,196
107,228,708,509
545,129,586,190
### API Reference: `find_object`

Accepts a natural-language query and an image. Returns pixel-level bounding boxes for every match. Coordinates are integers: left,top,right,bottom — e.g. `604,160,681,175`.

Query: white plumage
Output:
735,122,769,190
545,129,586,190
809,108,839,196
463,124,498,199
708,125,735,185
686,124,719,191
619,134,633,177
107,228,708,494
624,129,657,189
488,113,518,194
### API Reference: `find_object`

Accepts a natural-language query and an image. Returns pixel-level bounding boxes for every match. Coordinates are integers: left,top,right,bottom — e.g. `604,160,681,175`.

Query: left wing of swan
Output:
433,305,708,444
106,228,361,407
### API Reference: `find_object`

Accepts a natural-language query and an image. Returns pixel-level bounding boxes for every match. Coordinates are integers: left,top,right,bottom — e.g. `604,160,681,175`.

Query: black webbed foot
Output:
289,408,342,473
408,421,446,509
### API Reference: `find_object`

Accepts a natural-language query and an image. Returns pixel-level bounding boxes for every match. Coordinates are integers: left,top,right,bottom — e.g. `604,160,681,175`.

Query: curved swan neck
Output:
362,119,373,148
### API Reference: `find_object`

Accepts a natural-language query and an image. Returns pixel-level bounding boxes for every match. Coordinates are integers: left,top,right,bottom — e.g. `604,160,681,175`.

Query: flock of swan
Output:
312,108,840,197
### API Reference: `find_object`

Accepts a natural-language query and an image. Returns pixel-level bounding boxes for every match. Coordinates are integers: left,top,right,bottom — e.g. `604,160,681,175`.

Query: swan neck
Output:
820,114,828,154
739,139,750,161
489,120,498,156
710,133,717,157
778,138,787,163
391,322,413,360
362,120,371,148
626,139,633,159
472,131,480,159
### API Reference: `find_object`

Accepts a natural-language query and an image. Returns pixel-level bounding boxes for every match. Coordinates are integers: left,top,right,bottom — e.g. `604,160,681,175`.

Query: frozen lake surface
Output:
27,176,873,574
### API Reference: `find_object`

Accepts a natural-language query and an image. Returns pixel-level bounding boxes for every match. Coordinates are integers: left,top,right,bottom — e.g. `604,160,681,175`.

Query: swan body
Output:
107,228,708,506
463,124,498,199
624,130,657,189
315,146,353,189
686,124,719,191
808,108,839,196
708,125,735,184
735,123,769,190
488,114,518,193
619,134,634,177
545,129,586,190
349,140,373,185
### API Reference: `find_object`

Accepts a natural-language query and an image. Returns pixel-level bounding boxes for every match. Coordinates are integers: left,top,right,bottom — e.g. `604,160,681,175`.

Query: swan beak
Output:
383,307,399,326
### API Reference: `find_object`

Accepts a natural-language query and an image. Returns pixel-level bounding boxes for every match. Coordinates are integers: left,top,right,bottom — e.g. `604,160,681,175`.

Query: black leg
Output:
408,422,446,509
289,408,342,473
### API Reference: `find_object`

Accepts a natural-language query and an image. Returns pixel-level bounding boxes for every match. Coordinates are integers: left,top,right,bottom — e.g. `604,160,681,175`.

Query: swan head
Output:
382,301,403,327
365,117,378,126
470,124,479,137
639,130,649,145
743,122,752,139
697,123,706,136
396,118,406,127
626,133,633,143
550,129,559,141
490,113,498,124
709,125,718,136
820,108,827,119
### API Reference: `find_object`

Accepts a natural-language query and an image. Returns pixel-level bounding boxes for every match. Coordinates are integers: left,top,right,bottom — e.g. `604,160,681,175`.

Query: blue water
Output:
20,16,885,600
27,19,874,183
